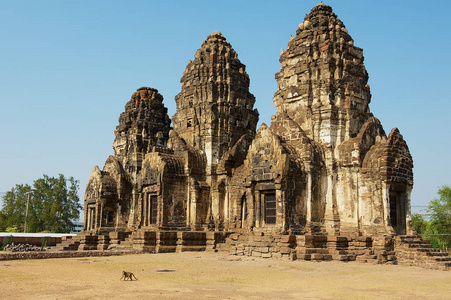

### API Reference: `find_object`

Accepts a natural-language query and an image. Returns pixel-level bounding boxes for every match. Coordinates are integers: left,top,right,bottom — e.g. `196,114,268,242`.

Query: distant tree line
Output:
0,174,82,233
412,185,451,250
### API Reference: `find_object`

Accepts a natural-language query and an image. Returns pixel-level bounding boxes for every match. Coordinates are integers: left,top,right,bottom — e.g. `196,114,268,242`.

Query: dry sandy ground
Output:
0,252,450,299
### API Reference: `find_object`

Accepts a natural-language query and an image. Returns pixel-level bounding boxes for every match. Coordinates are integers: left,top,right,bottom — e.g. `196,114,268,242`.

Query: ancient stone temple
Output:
58,3,448,269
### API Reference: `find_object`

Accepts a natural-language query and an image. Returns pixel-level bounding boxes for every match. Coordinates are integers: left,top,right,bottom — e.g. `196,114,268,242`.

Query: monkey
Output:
120,270,138,281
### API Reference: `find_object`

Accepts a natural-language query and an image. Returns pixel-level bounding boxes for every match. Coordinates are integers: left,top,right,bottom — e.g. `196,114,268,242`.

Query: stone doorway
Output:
241,194,247,228
145,195,158,226
218,182,226,221
86,205,96,230
389,184,407,235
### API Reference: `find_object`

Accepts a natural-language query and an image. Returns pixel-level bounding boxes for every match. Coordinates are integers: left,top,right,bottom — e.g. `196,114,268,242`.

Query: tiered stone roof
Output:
112,87,171,174
274,3,371,144
172,31,259,171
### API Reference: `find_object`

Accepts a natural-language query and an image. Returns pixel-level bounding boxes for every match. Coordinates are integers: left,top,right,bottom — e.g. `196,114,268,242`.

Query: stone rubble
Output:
2,243,47,252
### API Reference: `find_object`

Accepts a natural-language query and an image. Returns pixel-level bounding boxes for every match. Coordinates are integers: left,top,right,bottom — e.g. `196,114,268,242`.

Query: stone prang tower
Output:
113,87,171,177
274,3,371,144
172,31,258,175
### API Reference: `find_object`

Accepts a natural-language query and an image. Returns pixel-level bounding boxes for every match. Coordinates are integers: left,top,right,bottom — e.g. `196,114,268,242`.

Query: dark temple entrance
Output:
389,184,407,235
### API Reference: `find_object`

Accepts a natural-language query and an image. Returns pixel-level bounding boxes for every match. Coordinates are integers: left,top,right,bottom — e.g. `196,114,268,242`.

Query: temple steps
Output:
395,235,451,271
53,235,82,251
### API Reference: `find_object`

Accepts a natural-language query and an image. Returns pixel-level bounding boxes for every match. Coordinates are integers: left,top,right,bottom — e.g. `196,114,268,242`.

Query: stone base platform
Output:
22,230,449,271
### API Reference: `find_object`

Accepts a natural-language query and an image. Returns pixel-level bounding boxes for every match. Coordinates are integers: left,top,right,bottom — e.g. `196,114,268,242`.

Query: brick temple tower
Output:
172,31,259,176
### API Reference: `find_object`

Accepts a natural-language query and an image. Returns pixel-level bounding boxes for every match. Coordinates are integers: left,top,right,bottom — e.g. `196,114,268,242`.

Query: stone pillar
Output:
97,203,103,230
247,188,255,228
225,186,230,222
115,203,121,228
241,196,247,229
190,182,198,229
186,177,191,227
306,165,312,224
86,206,92,230
405,185,414,235
324,172,335,234
210,186,219,224
129,190,136,228
144,192,149,226
255,190,261,227
355,173,361,233
157,194,163,227
382,181,391,232
276,188,285,232
89,206,93,230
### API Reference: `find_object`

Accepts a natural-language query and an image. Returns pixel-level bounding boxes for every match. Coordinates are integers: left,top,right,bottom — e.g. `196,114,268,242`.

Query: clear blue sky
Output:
1,0,450,219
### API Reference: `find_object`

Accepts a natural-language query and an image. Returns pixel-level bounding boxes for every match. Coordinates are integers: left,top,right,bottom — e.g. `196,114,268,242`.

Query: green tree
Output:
0,210,5,231
0,183,32,232
0,175,82,233
426,185,451,249
412,213,428,234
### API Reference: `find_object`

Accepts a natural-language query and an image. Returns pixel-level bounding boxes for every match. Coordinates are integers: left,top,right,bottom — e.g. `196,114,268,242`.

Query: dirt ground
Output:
0,252,450,299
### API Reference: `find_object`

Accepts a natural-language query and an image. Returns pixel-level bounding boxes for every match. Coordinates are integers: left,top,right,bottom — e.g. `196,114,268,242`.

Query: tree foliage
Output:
426,185,451,249
413,185,451,249
0,183,31,232
412,213,428,234
0,174,82,233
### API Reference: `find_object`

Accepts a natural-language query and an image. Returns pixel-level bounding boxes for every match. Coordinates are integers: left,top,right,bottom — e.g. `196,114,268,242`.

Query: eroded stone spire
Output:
172,31,259,172
113,87,171,175
274,3,371,146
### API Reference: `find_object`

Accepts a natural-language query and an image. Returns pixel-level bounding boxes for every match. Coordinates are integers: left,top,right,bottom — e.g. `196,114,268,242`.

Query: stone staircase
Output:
327,236,356,261
295,234,332,261
395,235,451,271
353,235,397,264
294,222,353,262
53,234,83,251
53,231,131,252
105,231,132,250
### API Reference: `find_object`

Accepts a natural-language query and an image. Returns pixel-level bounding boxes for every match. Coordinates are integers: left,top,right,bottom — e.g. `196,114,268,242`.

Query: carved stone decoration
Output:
83,87,172,231
274,2,371,146
113,87,171,177
265,3,414,236
172,31,259,174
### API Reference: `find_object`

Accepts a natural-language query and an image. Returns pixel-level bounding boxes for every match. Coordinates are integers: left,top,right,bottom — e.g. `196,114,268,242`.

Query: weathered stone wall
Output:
138,150,186,228
220,233,296,259
233,124,306,233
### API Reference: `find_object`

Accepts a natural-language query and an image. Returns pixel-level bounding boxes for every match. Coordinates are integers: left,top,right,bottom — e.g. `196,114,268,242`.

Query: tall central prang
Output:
274,3,371,148
172,31,259,175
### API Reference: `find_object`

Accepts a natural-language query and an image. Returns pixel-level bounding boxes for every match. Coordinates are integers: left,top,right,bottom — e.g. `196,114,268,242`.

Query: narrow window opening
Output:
265,193,276,224
151,195,158,224
389,193,397,227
